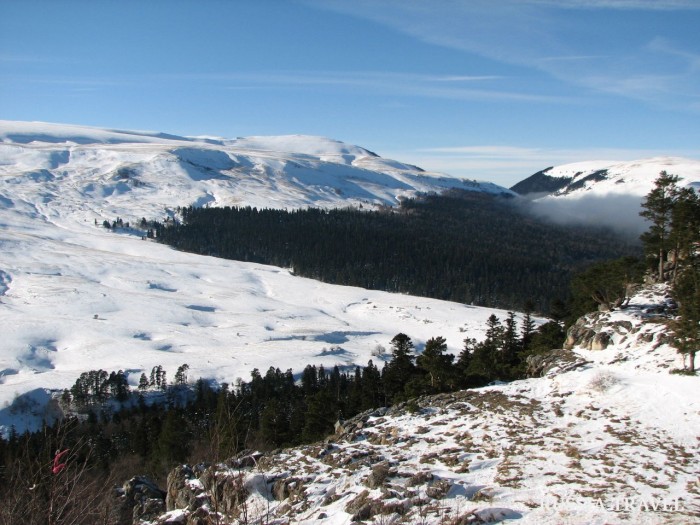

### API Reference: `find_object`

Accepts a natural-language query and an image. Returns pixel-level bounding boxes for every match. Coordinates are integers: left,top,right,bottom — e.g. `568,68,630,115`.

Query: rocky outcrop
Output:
525,349,589,378
565,313,638,351
166,465,203,512
111,476,166,525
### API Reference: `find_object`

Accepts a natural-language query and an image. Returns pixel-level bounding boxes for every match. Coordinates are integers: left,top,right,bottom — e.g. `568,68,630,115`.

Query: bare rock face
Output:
565,314,604,350
590,331,611,351
166,465,202,512
199,466,249,516
112,476,165,525
272,477,305,501
564,313,629,351
526,349,589,378
364,462,390,489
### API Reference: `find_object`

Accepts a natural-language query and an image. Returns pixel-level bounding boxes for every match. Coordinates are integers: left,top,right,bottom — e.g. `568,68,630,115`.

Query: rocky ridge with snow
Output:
131,285,699,525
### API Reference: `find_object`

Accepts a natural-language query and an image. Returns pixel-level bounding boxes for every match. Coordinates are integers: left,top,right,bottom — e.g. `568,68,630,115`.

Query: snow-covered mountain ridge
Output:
511,157,700,198
141,285,699,525
0,120,510,221
0,121,514,435
510,157,700,236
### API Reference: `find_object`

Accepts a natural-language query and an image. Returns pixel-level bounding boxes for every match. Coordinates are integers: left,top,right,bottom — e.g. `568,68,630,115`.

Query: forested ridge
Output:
153,190,639,313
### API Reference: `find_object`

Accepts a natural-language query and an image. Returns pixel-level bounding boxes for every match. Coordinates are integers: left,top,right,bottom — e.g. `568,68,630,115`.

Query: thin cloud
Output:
386,145,700,187
151,70,573,104
308,1,700,111
523,0,700,9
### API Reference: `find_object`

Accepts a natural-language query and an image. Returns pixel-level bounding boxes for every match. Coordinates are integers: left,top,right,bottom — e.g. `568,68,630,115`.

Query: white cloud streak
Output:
156,70,574,103
385,145,700,187
308,0,700,111
523,0,700,10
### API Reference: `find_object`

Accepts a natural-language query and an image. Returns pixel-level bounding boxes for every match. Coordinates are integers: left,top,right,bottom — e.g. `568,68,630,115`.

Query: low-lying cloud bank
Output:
521,193,648,240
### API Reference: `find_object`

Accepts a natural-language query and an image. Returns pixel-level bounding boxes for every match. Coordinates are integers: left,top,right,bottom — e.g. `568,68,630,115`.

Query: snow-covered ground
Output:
0,121,515,434
157,286,698,525
2,122,697,524
525,157,700,236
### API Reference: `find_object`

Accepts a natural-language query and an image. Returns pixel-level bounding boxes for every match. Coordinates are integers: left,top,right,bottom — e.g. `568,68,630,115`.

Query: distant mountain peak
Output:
510,156,700,236
511,157,700,198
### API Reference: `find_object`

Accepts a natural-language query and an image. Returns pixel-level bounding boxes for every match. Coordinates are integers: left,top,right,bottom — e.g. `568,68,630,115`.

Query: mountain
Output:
0,121,514,435
0,120,511,221
510,157,700,236
2,122,698,524
132,284,699,525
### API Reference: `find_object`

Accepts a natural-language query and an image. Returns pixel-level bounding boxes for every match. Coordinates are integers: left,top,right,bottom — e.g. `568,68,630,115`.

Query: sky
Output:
1,0,699,187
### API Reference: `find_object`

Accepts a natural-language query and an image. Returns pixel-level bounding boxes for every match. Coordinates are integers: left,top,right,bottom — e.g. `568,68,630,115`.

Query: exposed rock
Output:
364,462,390,489
525,349,589,378
166,465,202,512
114,476,165,525
272,476,305,501
345,489,371,515
426,478,452,499
184,506,210,525
564,315,601,350
407,470,434,487
227,449,262,469
590,331,611,350
200,466,249,515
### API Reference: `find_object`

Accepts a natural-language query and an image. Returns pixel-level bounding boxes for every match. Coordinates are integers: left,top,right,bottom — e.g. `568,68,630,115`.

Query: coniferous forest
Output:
153,190,640,313
0,312,566,523
0,189,658,524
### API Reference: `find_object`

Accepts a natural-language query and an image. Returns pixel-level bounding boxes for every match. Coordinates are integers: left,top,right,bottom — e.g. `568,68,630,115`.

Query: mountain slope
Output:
0,121,515,435
148,285,698,525
0,120,511,223
510,157,700,236
511,157,700,198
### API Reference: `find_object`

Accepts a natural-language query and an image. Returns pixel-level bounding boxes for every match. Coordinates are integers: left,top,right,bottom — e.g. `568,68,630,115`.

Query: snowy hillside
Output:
0,120,510,221
148,285,699,525
0,121,513,434
511,157,700,236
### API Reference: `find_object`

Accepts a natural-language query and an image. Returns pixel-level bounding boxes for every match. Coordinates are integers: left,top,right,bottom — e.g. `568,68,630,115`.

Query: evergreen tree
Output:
672,260,700,373
416,336,455,392
157,409,189,467
640,171,681,280
301,390,336,443
467,315,504,381
383,333,417,401
361,360,383,409
174,364,190,386
570,256,644,315
500,312,520,377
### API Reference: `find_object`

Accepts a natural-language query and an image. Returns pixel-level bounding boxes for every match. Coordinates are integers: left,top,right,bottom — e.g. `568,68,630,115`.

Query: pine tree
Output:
174,364,189,386
640,171,681,280
416,336,455,392
383,333,417,401
672,266,699,373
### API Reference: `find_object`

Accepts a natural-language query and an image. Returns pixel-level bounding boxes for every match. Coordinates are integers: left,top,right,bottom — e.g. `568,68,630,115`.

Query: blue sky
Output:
1,0,699,186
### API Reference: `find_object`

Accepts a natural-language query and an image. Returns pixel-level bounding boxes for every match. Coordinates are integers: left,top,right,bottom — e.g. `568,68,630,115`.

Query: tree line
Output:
0,312,564,516
640,172,700,372
562,171,700,372
152,190,638,313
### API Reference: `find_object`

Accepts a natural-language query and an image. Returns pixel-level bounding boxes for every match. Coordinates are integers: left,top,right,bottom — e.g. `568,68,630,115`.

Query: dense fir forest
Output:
152,190,640,313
